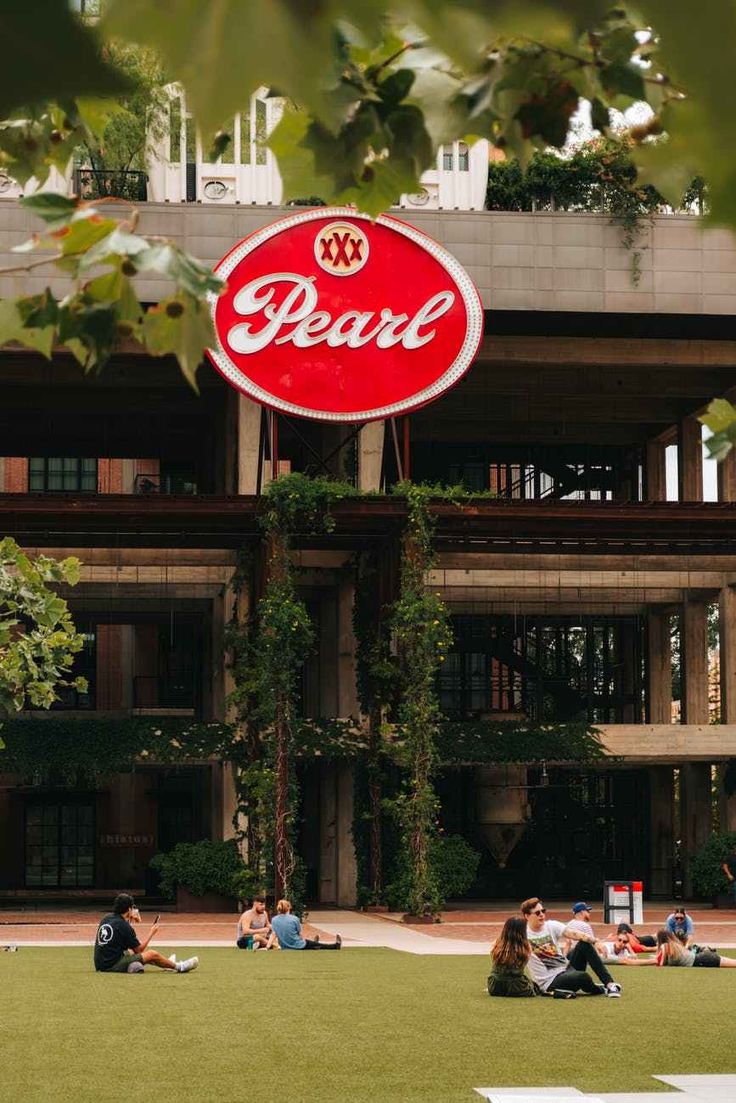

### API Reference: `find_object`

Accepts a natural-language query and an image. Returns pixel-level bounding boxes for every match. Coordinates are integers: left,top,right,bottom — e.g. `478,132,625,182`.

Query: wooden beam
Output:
645,439,668,502
478,336,736,367
682,599,710,724
598,724,736,760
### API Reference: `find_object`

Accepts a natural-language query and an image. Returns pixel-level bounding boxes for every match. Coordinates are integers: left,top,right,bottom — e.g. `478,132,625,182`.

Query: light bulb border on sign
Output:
206,207,484,423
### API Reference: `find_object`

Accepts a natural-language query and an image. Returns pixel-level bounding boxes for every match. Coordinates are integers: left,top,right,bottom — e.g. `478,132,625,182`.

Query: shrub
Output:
150,839,244,899
384,834,481,912
428,834,482,900
690,832,736,899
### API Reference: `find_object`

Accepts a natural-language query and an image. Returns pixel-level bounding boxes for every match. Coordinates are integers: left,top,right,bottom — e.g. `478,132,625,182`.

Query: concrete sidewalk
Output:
3,902,735,953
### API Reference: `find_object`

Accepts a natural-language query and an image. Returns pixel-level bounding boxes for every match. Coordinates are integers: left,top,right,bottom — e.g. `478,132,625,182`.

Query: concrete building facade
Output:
2,200,736,905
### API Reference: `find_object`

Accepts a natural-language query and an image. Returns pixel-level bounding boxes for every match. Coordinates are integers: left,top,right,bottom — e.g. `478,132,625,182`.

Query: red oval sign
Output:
207,208,483,422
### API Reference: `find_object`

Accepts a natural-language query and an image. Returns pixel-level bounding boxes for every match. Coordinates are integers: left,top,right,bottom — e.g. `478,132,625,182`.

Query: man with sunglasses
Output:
521,897,622,997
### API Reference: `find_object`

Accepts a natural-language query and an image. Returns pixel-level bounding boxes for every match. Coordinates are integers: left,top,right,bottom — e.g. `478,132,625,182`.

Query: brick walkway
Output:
2,901,735,951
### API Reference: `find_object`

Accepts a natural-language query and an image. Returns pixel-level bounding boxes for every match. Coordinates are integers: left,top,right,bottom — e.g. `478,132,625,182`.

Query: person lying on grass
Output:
237,894,273,950
93,893,198,974
521,897,621,997
656,928,736,969
603,921,656,951
270,899,342,950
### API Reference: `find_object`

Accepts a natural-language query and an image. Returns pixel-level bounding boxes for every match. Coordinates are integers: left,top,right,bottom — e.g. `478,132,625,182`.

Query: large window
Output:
440,615,644,722
29,457,97,493
25,801,95,887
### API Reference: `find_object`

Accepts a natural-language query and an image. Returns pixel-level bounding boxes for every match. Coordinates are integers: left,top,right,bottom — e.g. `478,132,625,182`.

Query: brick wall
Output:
97,458,123,494
4,457,28,493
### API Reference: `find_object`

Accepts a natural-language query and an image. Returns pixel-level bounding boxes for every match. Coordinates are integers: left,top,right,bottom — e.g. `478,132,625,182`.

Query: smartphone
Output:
154,913,161,924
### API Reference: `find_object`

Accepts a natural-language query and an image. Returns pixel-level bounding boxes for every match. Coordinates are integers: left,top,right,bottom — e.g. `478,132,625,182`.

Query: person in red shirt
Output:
606,922,656,952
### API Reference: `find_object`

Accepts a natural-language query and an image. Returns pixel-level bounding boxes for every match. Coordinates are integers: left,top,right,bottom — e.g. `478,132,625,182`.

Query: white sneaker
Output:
176,956,199,974
605,982,621,997
168,953,177,964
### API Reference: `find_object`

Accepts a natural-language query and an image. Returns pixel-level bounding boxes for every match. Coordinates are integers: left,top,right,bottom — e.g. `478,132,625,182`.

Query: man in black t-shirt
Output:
94,893,198,974
722,853,736,907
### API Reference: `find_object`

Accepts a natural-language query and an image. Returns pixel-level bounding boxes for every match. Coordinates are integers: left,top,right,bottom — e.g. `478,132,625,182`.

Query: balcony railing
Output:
134,474,197,496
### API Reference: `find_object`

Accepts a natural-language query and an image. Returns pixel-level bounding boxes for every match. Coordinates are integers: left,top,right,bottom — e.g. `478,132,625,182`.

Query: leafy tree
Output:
0,538,86,721
80,42,168,183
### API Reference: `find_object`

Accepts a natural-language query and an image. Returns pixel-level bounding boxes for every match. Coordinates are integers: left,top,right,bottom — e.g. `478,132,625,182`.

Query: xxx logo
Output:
314,222,369,276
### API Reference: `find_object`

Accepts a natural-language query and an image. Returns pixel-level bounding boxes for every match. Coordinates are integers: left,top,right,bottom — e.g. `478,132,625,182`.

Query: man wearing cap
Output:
567,901,598,945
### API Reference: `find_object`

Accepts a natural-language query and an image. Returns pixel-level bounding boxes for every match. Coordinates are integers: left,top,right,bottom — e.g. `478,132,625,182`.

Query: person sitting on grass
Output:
488,917,538,997
665,907,694,946
655,928,736,969
270,899,342,950
93,893,198,974
237,894,273,950
521,897,621,997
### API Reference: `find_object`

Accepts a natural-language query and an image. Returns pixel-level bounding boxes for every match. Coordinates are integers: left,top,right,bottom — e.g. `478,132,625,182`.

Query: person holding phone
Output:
93,893,199,974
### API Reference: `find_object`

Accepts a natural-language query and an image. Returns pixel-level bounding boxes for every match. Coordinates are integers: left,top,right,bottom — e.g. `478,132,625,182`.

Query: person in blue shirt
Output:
271,899,342,950
665,907,694,946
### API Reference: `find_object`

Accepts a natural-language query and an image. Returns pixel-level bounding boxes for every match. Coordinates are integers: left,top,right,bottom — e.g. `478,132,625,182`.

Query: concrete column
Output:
237,395,263,494
645,440,667,502
678,417,703,502
220,762,239,841
680,762,712,898
647,609,672,723
336,762,358,906
649,766,675,897
681,600,709,724
358,421,385,491
717,448,736,503
337,576,358,717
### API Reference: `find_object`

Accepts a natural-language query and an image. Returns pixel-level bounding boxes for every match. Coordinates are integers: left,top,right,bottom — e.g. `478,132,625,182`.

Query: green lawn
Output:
3,947,733,1102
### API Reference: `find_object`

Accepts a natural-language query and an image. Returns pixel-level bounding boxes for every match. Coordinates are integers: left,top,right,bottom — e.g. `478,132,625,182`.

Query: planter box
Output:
713,893,736,909
176,887,236,913
363,904,389,913
401,913,439,924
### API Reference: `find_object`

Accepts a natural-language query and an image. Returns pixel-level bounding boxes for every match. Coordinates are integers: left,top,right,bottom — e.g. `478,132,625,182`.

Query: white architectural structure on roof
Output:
146,85,490,210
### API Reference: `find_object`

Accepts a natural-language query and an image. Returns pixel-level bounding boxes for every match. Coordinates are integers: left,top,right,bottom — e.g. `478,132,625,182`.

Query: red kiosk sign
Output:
207,208,483,422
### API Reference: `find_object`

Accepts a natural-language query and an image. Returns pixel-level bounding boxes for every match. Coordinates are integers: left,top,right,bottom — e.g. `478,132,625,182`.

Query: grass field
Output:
3,947,734,1102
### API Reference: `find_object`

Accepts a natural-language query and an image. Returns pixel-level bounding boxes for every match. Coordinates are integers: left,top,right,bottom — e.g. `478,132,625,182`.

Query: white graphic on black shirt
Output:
98,923,114,945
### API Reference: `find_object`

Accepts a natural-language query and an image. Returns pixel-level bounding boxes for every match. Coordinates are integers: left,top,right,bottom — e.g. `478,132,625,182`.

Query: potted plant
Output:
690,831,736,907
149,839,245,912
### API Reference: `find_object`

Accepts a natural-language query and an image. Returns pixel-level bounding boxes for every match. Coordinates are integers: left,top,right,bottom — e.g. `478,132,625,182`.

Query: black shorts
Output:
693,950,721,968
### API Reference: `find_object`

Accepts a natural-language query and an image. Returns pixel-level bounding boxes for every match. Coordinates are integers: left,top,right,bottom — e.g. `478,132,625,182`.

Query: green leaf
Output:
141,294,214,389
600,61,645,102
643,0,736,231
268,108,339,205
19,192,78,228
590,97,611,133
53,214,119,258
699,398,736,434
104,0,342,137
340,159,420,219
0,299,54,359
0,5,130,117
